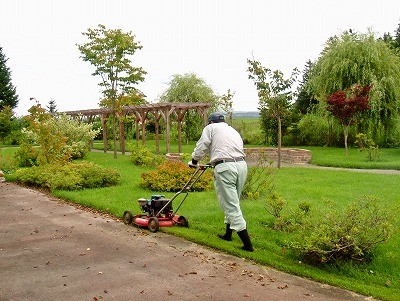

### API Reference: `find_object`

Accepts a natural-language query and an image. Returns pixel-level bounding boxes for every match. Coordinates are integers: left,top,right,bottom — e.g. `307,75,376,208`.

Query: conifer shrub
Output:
140,161,212,192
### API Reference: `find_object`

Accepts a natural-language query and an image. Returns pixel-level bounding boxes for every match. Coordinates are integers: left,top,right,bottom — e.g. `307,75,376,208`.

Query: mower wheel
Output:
123,210,133,225
148,217,159,233
177,216,189,227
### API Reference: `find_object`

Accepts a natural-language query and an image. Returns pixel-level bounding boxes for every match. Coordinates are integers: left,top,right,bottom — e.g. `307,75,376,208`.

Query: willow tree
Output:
159,73,218,141
77,24,146,158
309,31,400,146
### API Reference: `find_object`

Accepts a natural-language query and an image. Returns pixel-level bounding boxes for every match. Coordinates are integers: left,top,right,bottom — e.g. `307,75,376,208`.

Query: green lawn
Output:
304,146,400,170
47,150,400,301
2,143,400,300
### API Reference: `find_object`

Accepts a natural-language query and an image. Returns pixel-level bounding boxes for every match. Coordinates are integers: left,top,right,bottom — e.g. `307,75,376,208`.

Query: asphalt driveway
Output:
0,182,377,301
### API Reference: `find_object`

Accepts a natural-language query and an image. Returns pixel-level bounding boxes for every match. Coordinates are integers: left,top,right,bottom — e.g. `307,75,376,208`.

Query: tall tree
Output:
0,47,18,110
247,58,298,168
394,19,400,48
159,72,218,141
46,99,58,114
77,24,146,158
295,60,318,114
309,31,400,146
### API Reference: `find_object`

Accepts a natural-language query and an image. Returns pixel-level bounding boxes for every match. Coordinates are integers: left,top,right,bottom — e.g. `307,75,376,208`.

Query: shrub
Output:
13,161,120,190
15,106,99,167
290,195,393,264
52,114,99,159
264,192,311,231
355,133,380,162
130,145,165,167
140,161,212,192
297,113,330,146
242,153,275,199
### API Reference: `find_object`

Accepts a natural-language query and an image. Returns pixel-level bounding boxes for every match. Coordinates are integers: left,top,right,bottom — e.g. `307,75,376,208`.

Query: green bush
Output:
15,107,99,167
242,154,275,199
52,114,99,159
297,113,330,146
13,161,120,190
140,161,212,192
130,145,165,167
290,195,393,264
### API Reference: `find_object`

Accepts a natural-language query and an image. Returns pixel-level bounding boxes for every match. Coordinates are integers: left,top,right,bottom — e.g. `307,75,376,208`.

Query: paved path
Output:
0,182,377,301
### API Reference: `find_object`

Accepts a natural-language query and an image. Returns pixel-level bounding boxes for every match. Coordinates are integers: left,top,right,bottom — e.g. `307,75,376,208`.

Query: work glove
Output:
188,159,198,169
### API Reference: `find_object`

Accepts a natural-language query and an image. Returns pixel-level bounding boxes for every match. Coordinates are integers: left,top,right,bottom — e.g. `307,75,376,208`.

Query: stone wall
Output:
166,148,312,165
244,148,312,165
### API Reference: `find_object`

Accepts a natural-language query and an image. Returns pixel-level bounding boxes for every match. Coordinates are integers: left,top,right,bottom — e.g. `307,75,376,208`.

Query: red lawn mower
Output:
123,164,211,233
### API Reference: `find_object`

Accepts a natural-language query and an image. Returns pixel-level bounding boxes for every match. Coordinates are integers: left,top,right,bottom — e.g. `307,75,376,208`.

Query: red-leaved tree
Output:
326,84,372,155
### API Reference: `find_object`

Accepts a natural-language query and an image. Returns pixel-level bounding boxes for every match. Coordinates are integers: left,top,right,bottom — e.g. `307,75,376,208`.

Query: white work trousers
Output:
213,161,248,232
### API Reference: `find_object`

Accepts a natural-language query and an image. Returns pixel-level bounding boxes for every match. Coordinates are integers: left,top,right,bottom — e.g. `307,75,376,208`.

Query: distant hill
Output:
232,111,259,118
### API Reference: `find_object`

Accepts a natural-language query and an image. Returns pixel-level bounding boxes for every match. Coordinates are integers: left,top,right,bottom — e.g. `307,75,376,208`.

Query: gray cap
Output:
208,112,225,124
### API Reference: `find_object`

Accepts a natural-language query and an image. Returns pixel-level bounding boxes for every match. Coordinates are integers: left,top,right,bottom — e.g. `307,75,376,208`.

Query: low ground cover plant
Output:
12,161,120,190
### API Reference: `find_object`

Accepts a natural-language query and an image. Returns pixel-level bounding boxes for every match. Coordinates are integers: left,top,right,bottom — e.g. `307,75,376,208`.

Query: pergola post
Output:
152,110,162,154
101,114,108,153
134,112,140,146
176,108,188,153
119,117,125,154
164,108,171,153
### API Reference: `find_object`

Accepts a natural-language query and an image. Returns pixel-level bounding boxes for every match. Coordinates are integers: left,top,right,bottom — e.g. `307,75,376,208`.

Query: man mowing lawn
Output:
189,112,253,252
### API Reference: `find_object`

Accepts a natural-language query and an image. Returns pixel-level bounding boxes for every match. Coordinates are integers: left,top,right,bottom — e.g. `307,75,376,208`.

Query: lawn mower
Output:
123,164,211,233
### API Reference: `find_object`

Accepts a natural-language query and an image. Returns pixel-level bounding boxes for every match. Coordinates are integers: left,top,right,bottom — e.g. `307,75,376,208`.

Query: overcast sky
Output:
1,0,399,116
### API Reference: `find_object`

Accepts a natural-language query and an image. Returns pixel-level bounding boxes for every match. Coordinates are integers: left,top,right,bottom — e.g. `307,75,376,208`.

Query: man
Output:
189,112,253,252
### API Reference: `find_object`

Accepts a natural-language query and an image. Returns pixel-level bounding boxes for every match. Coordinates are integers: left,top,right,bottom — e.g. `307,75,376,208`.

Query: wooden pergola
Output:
63,102,211,154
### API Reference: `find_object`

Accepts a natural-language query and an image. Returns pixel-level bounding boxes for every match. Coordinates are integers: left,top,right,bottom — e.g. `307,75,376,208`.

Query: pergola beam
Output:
63,102,211,154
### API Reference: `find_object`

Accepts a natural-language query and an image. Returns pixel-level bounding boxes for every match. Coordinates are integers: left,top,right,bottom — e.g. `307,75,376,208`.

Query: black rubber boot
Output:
217,223,233,241
237,229,254,252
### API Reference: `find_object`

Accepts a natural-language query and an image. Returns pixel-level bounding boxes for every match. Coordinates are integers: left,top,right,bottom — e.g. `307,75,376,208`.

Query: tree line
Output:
1,21,400,155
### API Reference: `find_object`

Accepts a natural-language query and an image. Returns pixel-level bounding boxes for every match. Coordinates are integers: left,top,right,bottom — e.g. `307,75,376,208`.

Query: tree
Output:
394,19,400,48
247,58,299,168
0,46,18,110
0,106,12,143
46,99,57,114
326,84,372,155
77,24,146,158
218,89,235,125
309,31,400,146
295,60,319,114
159,72,218,141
